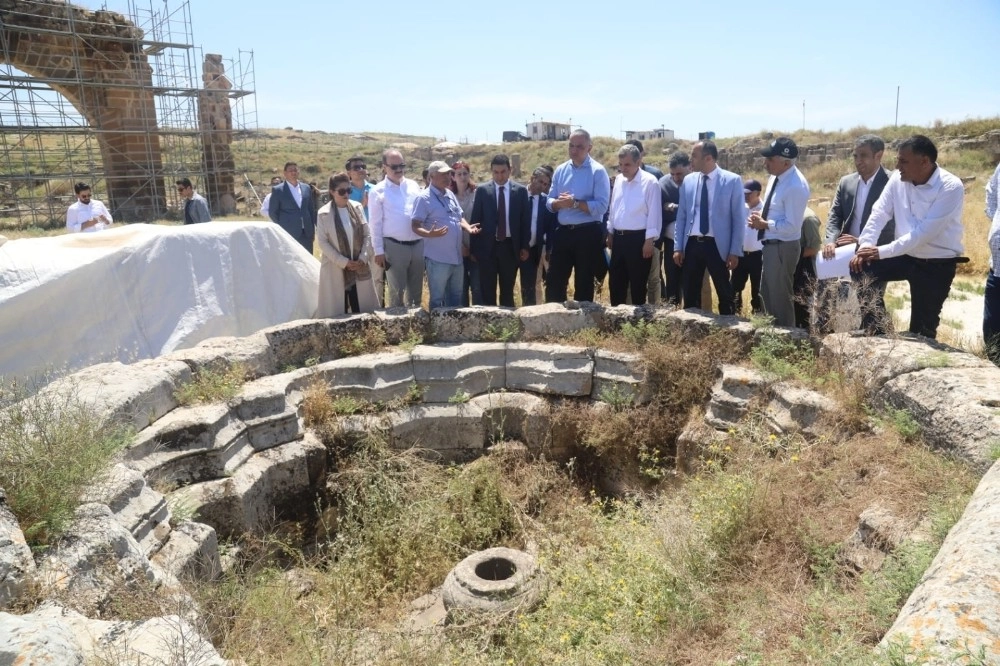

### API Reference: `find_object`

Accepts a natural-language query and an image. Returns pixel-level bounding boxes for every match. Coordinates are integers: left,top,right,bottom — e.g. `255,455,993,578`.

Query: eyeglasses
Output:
386,163,406,172
350,164,367,171
334,187,352,196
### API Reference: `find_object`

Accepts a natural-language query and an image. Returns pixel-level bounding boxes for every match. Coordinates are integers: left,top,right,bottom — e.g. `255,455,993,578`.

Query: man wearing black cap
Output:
748,137,810,327
849,135,964,339
730,179,764,314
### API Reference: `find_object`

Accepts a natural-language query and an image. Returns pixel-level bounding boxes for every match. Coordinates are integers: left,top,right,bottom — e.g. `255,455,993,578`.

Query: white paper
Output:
815,244,856,280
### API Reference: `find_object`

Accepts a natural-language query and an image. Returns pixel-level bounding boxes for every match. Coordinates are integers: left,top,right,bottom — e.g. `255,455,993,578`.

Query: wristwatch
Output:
572,198,580,210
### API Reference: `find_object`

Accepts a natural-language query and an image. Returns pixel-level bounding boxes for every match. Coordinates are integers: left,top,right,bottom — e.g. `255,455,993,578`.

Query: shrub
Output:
174,363,248,406
0,380,133,548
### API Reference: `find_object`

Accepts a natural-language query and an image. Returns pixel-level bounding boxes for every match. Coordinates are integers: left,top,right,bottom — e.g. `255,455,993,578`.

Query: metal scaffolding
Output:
0,0,259,228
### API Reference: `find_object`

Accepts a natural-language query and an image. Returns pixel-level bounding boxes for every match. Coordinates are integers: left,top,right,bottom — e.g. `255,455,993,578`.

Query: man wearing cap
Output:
673,140,746,315
546,129,612,303
849,135,964,339
658,152,690,306
730,179,764,315
370,149,423,307
607,144,662,306
816,134,894,332
411,161,481,308
470,154,531,307
748,137,810,327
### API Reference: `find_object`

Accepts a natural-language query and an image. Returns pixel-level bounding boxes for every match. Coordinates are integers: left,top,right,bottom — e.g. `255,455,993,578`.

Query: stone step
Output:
411,342,506,403
506,343,593,396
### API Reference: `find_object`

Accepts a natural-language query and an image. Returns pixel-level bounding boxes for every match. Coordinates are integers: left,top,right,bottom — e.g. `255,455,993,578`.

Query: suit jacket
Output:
469,181,531,258
674,167,747,261
268,181,317,247
658,175,681,239
183,192,211,224
825,166,894,246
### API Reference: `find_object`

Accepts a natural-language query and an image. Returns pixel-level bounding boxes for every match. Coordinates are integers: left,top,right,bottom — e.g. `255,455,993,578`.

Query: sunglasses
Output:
350,164,367,171
386,163,407,171
334,187,352,196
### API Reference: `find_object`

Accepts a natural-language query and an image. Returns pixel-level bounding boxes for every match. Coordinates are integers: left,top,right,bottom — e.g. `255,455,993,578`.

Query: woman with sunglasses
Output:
315,172,380,316
449,160,481,305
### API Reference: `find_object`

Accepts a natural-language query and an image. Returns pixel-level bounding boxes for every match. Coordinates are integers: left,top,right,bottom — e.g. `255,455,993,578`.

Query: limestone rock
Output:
506,343,593,396
169,331,275,378
518,302,601,340
0,486,35,610
430,306,522,343
0,603,84,665
260,318,338,370
764,383,832,438
467,392,552,455
676,417,726,475
388,403,486,463
372,307,430,344
151,521,220,583
656,308,757,351
306,352,415,403
411,343,506,403
705,364,772,429
837,504,910,574
82,464,171,556
592,349,649,406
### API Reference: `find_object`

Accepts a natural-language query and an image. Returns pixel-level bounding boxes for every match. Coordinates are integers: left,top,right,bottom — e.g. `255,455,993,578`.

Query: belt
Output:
743,250,762,255
761,239,792,245
688,235,715,243
559,221,601,231
912,256,969,265
613,229,646,236
385,237,421,246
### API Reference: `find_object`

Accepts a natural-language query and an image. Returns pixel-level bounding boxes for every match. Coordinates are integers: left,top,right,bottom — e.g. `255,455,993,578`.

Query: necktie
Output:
497,185,507,241
757,177,778,241
184,198,192,225
699,175,710,235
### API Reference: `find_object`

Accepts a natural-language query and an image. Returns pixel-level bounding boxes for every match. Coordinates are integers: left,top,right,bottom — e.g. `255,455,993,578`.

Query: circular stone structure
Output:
442,547,546,614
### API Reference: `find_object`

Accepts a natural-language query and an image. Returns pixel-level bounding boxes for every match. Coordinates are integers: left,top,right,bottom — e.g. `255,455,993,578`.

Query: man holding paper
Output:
816,135,894,332
848,135,964,339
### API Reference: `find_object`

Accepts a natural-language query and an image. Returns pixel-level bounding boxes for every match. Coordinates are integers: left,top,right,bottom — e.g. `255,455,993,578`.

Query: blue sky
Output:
99,0,1000,142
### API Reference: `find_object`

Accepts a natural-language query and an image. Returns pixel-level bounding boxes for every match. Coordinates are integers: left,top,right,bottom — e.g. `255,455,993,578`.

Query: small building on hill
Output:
526,120,571,141
625,127,675,142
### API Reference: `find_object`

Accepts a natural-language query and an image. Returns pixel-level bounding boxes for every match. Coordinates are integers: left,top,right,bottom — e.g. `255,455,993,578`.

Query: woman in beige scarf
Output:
315,172,380,316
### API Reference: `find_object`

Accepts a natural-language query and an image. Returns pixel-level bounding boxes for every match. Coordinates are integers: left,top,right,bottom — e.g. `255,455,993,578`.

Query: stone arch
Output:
0,2,166,220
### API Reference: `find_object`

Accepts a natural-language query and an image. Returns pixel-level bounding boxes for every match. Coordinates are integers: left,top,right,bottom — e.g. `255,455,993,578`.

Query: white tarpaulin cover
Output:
0,222,319,380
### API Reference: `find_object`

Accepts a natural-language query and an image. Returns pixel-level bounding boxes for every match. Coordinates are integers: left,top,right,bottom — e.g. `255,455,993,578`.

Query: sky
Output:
96,0,1000,143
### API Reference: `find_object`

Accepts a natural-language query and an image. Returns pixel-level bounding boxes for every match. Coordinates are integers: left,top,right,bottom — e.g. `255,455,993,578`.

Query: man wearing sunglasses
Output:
176,177,211,224
346,156,383,305
66,181,112,233
268,162,317,254
370,148,423,307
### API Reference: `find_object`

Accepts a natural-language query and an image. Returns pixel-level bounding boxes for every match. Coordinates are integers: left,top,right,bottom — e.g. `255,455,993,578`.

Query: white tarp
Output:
0,222,319,380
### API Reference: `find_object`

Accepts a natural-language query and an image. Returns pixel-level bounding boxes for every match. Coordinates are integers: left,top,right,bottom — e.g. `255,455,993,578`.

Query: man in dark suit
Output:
470,154,531,307
658,151,690,305
519,166,557,306
817,134,894,332
673,140,747,315
268,161,317,253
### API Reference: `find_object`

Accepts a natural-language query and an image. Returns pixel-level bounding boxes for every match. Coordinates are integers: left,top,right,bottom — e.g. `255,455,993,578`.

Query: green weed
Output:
174,363,247,406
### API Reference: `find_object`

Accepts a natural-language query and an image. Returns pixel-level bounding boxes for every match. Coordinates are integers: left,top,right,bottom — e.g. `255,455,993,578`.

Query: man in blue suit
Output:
519,165,558,306
470,154,532,307
672,140,747,315
268,161,317,253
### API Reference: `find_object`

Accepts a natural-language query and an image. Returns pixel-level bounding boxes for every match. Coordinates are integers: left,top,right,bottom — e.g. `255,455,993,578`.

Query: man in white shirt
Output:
730,179,764,315
849,135,965,339
259,176,282,217
66,182,112,233
607,144,662,306
370,148,423,307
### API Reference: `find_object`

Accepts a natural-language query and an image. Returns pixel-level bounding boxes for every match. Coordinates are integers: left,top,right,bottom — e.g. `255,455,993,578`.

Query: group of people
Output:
66,129,985,356
299,130,975,348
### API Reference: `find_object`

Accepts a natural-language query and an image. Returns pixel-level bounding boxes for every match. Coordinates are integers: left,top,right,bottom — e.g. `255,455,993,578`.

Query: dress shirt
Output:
847,172,877,238
608,169,661,240
66,198,112,233
496,181,510,238
761,166,810,242
369,176,421,253
260,192,272,217
742,200,764,252
987,162,1000,271
286,181,303,207
411,184,464,265
546,155,611,224
529,194,540,247
859,166,964,260
689,167,718,237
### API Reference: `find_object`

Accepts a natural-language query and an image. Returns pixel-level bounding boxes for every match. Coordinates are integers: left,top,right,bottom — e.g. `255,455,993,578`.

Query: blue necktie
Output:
699,175,709,235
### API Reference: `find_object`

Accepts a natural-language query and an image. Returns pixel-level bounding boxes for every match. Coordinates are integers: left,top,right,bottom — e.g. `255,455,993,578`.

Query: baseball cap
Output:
760,137,799,159
427,161,453,176
743,179,762,194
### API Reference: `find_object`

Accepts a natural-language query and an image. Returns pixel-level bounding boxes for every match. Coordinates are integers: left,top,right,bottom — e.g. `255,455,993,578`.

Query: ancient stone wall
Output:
0,0,166,220
198,54,236,215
